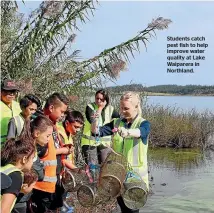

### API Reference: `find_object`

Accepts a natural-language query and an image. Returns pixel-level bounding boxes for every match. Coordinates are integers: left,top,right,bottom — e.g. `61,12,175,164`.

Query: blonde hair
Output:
120,91,142,116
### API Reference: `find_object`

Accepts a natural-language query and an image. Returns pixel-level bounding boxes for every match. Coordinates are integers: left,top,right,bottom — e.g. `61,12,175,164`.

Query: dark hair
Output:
20,94,41,109
1,139,35,166
44,93,69,109
20,115,53,141
23,169,38,186
95,89,110,106
63,110,84,126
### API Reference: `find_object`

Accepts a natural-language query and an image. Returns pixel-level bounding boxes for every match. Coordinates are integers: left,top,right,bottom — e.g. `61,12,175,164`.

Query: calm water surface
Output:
146,96,214,113
141,148,214,213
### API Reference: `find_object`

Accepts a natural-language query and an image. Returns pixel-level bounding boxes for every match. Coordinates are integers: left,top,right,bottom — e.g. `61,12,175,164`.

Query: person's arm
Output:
1,171,22,213
111,109,120,119
62,159,77,170
7,118,17,140
139,120,151,145
33,157,44,181
56,147,72,155
91,119,115,137
85,105,94,124
1,193,17,213
118,120,151,145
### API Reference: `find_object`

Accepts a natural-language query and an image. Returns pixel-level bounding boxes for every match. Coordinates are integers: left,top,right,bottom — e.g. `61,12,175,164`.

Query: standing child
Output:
7,94,41,140
31,93,72,213
0,138,35,213
17,115,56,213
57,110,84,170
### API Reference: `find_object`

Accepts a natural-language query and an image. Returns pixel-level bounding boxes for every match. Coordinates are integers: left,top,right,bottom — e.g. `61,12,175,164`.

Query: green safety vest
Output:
57,124,75,164
81,103,114,147
113,116,149,189
0,101,21,145
0,164,23,212
13,114,25,138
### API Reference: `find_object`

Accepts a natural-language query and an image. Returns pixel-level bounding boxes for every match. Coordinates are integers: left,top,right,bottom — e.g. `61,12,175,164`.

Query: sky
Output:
18,1,214,87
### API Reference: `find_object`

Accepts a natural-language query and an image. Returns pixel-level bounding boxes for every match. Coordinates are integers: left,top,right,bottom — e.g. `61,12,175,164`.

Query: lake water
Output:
142,148,214,213
145,96,214,113
141,96,214,213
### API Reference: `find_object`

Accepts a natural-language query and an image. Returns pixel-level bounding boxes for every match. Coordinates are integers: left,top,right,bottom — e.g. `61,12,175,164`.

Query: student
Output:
0,79,21,145
12,170,38,213
91,91,151,213
0,138,35,213
7,94,41,140
57,110,84,170
81,89,119,165
20,115,54,181
31,93,72,213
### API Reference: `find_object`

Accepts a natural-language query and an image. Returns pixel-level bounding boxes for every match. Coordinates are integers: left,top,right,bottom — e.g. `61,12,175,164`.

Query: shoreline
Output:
145,92,214,97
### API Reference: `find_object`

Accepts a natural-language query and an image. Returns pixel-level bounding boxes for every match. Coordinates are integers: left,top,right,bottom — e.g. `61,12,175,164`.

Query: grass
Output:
142,105,214,149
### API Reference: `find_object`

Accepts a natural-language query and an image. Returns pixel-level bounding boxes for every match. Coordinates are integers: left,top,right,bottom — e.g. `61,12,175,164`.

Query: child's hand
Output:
68,146,74,153
59,147,71,155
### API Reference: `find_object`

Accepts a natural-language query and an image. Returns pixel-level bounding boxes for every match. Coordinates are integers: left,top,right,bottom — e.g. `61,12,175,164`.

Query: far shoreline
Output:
145,92,214,97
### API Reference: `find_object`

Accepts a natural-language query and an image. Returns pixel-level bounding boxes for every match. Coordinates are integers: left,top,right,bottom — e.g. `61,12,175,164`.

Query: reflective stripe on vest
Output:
0,164,22,175
42,159,57,166
81,103,114,146
13,115,25,137
43,176,58,182
113,116,149,189
0,101,21,145
0,164,23,212
34,136,57,193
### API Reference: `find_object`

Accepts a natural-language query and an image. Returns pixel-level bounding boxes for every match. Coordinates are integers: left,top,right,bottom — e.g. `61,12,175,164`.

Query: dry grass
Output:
143,105,214,149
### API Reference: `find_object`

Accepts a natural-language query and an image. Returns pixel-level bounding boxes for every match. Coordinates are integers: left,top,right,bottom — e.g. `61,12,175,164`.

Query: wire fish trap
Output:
104,151,128,169
62,168,89,192
77,183,106,208
122,171,148,210
98,153,127,198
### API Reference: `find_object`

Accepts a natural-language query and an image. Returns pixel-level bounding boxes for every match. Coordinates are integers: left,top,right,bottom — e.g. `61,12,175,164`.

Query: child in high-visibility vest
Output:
31,93,71,213
7,94,41,140
20,115,54,182
58,110,84,170
1,138,35,213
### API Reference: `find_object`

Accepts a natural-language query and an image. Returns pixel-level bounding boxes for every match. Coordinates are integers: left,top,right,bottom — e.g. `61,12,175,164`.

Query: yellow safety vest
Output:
57,124,75,164
13,114,25,138
113,116,149,190
81,103,114,147
0,164,23,212
0,100,21,145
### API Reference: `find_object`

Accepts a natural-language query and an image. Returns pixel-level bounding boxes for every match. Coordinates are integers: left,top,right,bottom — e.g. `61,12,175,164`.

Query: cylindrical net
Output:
62,168,89,192
98,152,128,198
122,171,148,210
77,183,100,207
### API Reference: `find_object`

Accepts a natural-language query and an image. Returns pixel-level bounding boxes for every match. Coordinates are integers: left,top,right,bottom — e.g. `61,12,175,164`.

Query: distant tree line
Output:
106,84,214,95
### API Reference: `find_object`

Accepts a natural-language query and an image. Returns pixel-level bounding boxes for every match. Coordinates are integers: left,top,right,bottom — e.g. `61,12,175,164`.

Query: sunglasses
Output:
3,90,18,95
96,97,105,102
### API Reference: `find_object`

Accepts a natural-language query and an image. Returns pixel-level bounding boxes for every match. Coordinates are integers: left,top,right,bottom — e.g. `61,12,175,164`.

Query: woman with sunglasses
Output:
81,89,119,165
